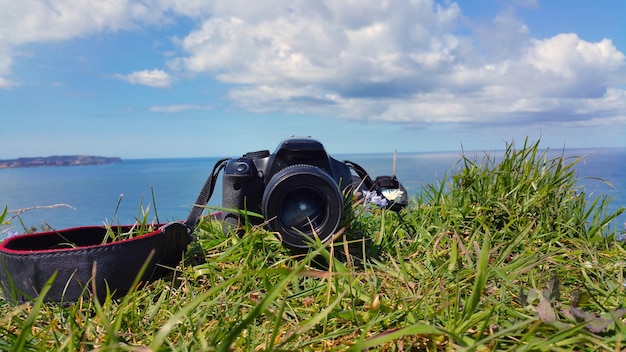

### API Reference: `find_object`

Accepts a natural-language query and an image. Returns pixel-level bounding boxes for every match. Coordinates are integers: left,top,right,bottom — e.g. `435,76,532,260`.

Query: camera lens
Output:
262,165,344,249
278,188,327,231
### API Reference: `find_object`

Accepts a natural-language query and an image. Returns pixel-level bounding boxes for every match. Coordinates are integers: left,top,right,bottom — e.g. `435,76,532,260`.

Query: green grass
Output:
1,139,625,351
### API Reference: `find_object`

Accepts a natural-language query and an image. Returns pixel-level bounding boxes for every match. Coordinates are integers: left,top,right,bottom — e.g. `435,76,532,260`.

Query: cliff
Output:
0,155,122,168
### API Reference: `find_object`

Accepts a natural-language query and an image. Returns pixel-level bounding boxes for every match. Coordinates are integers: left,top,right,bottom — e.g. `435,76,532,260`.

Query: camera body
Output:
222,137,353,249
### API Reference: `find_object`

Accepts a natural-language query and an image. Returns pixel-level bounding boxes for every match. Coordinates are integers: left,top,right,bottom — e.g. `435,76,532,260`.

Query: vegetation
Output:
1,140,625,351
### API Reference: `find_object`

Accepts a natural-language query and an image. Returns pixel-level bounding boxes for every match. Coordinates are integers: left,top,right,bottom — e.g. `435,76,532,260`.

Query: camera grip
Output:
221,173,264,233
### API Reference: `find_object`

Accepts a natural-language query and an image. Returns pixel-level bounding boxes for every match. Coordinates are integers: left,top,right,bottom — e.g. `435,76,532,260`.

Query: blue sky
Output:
1,0,625,159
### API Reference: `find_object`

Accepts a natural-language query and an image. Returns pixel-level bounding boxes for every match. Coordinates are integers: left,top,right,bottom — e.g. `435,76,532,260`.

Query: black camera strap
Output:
343,160,376,189
185,158,231,234
0,222,190,303
0,158,231,304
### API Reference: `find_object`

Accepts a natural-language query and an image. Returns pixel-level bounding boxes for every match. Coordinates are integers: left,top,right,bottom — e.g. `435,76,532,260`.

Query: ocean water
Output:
1,148,624,238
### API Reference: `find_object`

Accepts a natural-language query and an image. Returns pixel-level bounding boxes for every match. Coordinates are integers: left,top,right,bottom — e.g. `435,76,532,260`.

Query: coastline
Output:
0,155,122,169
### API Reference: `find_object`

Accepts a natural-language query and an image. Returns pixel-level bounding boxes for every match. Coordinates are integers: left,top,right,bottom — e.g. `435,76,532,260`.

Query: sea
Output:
1,148,625,239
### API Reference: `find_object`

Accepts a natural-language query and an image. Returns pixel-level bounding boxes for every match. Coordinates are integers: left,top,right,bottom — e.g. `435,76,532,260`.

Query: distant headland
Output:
0,155,122,168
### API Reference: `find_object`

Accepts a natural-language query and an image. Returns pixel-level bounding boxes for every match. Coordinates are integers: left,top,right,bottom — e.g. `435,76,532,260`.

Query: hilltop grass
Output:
1,139,625,351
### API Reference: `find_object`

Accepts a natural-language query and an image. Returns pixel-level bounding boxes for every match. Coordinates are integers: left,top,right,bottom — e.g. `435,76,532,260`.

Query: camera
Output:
221,137,354,249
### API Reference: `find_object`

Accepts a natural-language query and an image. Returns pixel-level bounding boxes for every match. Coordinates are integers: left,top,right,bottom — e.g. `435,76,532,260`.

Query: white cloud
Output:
171,0,463,89
0,0,175,86
115,69,173,88
522,34,626,97
150,104,212,113
0,76,16,89
1,0,625,129
168,0,626,126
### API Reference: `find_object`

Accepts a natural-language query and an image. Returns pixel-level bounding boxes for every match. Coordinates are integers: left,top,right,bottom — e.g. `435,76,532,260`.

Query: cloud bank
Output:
1,0,625,127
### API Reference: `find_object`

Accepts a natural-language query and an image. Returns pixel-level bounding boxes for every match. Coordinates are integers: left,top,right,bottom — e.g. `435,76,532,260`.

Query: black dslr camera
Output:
222,137,353,249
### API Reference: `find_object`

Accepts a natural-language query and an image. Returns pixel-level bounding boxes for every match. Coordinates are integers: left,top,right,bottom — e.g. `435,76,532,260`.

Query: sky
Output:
0,0,625,159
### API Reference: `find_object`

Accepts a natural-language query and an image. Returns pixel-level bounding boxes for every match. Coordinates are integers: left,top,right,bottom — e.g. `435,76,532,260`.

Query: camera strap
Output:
0,222,190,303
0,158,231,304
185,158,231,234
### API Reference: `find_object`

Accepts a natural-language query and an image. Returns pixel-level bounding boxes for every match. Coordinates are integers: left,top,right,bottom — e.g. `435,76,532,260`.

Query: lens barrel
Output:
262,165,343,249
